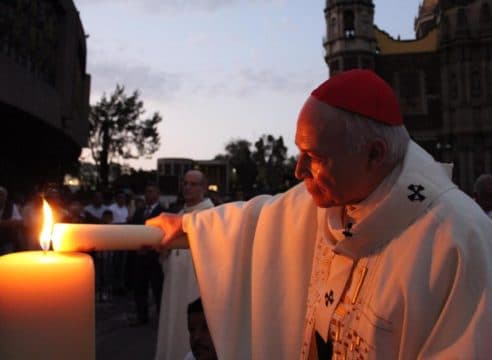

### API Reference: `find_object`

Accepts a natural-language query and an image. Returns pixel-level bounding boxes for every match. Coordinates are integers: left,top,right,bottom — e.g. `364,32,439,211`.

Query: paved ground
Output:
96,295,158,360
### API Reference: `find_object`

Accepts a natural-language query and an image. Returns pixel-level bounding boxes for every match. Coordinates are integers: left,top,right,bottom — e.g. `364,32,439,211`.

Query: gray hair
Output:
474,174,492,194
343,112,410,166
0,186,7,196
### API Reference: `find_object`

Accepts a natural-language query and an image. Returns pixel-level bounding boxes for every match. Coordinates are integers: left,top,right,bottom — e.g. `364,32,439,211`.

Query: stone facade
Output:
323,0,492,193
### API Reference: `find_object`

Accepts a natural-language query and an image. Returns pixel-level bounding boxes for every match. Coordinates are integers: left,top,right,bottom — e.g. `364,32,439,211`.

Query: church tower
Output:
414,0,439,39
323,0,377,76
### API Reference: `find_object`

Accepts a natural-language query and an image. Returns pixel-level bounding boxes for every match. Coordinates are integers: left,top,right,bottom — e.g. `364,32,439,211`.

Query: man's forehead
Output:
296,99,346,140
185,171,203,182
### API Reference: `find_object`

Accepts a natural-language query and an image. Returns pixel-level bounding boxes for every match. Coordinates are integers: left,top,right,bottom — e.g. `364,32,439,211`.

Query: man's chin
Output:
304,185,340,208
313,199,336,208
307,191,336,208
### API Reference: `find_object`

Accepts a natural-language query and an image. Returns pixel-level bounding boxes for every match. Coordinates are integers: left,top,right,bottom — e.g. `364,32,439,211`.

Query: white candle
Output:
52,223,163,252
0,251,95,360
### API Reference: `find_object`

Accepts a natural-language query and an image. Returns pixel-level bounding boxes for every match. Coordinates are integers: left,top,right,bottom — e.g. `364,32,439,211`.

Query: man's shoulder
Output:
412,187,492,252
263,182,311,208
435,188,492,227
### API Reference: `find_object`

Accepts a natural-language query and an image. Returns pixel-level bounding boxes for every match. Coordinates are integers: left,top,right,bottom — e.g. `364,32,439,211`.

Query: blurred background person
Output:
473,174,492,218
109,192,129,224
84,191,107,223
108,191,130,297
128,183,165,326
0,186,23,254
184,298,218,360
156,170,214,360
21,184,67,251
65,200,86,224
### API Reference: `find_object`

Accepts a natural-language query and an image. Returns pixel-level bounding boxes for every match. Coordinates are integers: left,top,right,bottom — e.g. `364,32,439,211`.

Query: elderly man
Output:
155,170,214,360
147,70,492,359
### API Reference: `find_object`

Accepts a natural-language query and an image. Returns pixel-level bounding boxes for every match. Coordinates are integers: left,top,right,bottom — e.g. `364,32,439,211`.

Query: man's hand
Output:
145,213,189,249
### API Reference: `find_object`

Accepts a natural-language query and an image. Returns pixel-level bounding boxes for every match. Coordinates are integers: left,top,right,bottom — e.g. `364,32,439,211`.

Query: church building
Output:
323,0,492,192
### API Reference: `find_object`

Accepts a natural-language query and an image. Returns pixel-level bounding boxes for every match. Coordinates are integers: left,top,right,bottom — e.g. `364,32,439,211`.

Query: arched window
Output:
343,10,355,39
330,16,337,37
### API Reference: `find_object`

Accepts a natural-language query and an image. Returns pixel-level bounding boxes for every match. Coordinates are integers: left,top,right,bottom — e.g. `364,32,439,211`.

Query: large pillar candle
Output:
52,224,163,252
0,251,95,360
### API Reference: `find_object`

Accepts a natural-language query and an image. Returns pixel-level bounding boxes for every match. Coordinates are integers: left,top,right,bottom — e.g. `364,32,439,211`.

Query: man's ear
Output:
367,139,387,167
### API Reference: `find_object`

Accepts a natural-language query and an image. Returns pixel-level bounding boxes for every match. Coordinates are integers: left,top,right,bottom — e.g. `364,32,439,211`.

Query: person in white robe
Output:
147,69,492,359
155,170,214,360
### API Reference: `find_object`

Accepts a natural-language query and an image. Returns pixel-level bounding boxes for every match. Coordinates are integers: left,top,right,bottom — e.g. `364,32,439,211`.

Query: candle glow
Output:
40,199,53,250
0,201,95,360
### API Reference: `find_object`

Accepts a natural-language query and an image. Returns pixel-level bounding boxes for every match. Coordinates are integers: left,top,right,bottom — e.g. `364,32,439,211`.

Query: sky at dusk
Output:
75,0,422,170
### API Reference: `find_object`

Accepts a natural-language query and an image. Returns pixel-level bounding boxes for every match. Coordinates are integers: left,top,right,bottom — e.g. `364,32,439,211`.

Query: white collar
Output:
319,141,456,259
182,198,214,213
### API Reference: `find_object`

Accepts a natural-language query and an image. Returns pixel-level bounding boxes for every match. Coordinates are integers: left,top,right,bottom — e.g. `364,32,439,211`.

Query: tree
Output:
88,85,162,188
214,135,300,198
215,139,257,196
112,168,158,194
253,135,294,193
253,135,283,191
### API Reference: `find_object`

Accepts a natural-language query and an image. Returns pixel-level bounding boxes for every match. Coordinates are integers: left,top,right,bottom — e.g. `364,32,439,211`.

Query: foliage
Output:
112,169,158,194
78,162,133,190
215,139,257,196
78,162,98,189
253,135,289,193
88,85,162,188
216,134,299,198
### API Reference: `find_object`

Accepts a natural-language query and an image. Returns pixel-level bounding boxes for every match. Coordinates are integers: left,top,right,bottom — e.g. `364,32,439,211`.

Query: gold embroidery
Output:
335,305,347,317
351,267,368,304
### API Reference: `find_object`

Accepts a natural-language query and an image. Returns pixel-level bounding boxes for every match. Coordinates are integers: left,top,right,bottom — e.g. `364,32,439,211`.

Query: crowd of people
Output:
0,185,143,299
0,174,219,360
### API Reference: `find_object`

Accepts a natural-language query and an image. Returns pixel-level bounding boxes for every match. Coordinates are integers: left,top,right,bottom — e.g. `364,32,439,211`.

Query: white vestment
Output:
183,141,492,359
155,198,214,360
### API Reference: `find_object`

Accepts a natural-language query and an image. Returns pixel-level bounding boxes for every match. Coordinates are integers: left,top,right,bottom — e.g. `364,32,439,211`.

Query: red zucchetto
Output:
311,69,403,126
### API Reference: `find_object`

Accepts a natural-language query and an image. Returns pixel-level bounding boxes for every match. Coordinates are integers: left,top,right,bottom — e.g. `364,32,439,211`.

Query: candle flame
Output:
39,199,53,251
